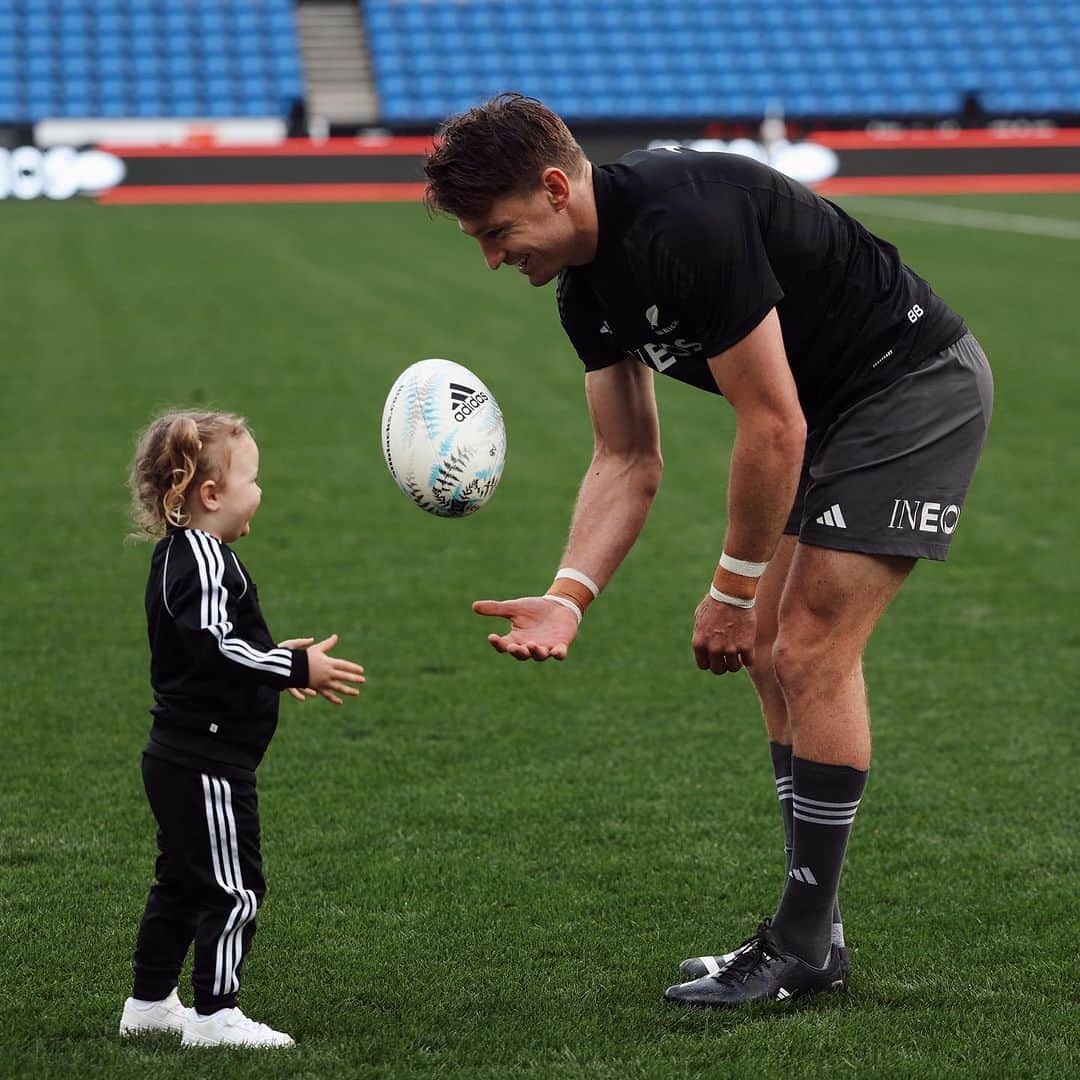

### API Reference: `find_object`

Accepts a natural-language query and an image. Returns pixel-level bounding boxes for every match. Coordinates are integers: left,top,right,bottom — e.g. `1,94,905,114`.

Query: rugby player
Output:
424,94,992,1008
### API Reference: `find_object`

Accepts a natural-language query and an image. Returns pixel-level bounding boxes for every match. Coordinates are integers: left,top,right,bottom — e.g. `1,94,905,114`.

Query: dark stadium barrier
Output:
4,128,1080,204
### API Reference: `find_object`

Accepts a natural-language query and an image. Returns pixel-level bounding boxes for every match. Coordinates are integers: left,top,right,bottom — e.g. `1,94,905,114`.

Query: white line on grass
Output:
839,198,1080,240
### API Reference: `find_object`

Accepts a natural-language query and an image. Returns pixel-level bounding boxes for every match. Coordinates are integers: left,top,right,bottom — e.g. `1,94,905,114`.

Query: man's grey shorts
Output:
785,332,993,561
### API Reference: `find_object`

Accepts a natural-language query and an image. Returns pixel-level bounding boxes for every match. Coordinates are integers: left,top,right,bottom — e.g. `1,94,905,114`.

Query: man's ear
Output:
541,167,572,212
196,478,219,512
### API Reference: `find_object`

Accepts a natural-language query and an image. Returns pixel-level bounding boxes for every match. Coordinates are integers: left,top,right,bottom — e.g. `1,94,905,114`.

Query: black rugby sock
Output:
771,755,866,966
769,742,844,945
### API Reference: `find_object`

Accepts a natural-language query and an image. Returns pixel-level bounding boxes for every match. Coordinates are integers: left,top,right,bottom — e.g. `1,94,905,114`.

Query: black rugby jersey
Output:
143,528,309,777
557,149,965,427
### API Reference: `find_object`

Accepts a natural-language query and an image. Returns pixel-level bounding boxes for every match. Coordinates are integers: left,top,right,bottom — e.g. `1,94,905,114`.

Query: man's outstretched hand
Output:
472,597,580,661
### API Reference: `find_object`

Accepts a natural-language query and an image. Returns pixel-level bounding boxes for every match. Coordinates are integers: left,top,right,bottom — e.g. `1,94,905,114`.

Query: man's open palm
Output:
472,596,580,661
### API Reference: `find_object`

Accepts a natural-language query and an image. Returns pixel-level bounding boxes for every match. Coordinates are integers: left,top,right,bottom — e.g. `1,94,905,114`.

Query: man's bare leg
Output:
775,544,914,768
767,544,914,963
746,535,797,745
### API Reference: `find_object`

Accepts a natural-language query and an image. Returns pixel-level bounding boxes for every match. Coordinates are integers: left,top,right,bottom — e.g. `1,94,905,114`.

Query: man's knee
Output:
772,621,862,702
772,634,813,699
747,636,779,692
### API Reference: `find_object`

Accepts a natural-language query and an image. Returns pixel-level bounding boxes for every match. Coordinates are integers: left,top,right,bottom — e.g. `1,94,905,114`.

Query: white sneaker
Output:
119,987,186,1036
180,1006,295,1048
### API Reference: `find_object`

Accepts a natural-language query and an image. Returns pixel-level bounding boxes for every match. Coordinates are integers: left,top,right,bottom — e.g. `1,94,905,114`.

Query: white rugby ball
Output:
381,358,506,517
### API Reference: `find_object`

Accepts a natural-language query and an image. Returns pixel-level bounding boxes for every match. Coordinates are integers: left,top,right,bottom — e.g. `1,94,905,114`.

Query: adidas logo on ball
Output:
450,381,489,422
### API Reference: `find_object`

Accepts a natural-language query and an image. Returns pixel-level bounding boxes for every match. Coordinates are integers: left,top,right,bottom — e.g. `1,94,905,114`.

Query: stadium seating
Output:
2,1,1078,128
362,0,1080,125
0,0,304,122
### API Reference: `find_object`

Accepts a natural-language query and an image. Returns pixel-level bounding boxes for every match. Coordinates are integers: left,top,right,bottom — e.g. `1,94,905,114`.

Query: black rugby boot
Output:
679,940,849,981
665,919,849,1008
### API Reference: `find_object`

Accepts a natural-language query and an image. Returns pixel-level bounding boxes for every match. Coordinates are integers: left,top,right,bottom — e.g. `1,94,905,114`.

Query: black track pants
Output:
132,754,264,1013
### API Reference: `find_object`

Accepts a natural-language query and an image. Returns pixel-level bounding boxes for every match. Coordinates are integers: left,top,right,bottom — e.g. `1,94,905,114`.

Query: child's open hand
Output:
278,638,319,702
304,633,366,705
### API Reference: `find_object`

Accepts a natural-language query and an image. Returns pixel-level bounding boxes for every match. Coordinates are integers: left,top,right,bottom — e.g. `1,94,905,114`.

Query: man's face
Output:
459,182,577,287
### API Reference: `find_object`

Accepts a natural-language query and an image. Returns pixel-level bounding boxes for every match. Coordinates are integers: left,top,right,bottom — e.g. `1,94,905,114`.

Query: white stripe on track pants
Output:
132,753,265,1013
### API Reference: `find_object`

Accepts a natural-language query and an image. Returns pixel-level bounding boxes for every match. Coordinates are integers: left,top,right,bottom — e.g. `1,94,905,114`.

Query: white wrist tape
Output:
555,566,600,597
543,593,583,624
709,585,756,609
719,552,769,578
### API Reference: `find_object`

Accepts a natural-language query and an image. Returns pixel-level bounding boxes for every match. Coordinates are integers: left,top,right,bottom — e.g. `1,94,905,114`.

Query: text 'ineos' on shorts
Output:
785,332,993,561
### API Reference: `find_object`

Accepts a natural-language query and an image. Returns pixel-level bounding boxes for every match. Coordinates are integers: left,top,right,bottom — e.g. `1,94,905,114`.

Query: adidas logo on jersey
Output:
815,504,847,528
450,381,488,422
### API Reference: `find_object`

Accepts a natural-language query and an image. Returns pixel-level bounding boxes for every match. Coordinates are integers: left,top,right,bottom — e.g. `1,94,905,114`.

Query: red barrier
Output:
98,181,429,204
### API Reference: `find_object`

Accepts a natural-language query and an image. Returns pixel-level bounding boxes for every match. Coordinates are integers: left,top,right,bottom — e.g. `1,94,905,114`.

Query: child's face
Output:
212,432,262,542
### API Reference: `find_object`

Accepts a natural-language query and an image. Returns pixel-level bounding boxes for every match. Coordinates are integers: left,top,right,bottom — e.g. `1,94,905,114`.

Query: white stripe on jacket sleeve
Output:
182,530,294,679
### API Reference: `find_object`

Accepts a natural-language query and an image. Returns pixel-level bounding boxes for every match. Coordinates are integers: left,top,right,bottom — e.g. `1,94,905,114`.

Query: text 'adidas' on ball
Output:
381,358,507,517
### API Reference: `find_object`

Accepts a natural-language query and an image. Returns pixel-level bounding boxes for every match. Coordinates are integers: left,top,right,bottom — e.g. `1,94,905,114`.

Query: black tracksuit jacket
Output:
142,527,309,778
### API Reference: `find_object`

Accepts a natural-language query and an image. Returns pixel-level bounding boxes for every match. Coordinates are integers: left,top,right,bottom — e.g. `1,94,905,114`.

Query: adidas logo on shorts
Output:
815,504,847,528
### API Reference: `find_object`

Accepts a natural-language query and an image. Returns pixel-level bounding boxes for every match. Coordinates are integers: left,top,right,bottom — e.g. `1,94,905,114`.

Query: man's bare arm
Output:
708,307,806,575
693,308,806,674
473,357,663,660
558,356,664,586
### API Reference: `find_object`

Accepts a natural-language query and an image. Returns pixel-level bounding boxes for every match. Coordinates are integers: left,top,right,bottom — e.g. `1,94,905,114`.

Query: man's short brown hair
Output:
424,93,587,220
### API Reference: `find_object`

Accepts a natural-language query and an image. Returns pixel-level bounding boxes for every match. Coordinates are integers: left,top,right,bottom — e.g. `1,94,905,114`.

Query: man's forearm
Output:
558,449,663,591
723,416,804,563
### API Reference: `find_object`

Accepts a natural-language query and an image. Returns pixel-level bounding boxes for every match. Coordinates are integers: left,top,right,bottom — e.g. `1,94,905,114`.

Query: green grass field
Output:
1,192,1077,1078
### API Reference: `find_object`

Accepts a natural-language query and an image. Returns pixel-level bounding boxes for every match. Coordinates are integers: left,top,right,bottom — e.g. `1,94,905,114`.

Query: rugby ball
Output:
381,358,506,517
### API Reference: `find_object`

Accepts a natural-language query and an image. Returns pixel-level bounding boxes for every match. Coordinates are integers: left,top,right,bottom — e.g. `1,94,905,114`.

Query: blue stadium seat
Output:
170,76,198,99
133,55,162,78
60,11,89,34
242,75,269,98
25,36,53,60
24,11,52,36
204,55,233,78
164,9,190,32
207,97,239,117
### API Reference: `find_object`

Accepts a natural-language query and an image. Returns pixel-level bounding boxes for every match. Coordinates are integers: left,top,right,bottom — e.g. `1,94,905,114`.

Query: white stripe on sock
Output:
793,810,859,826
791,794,862,810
